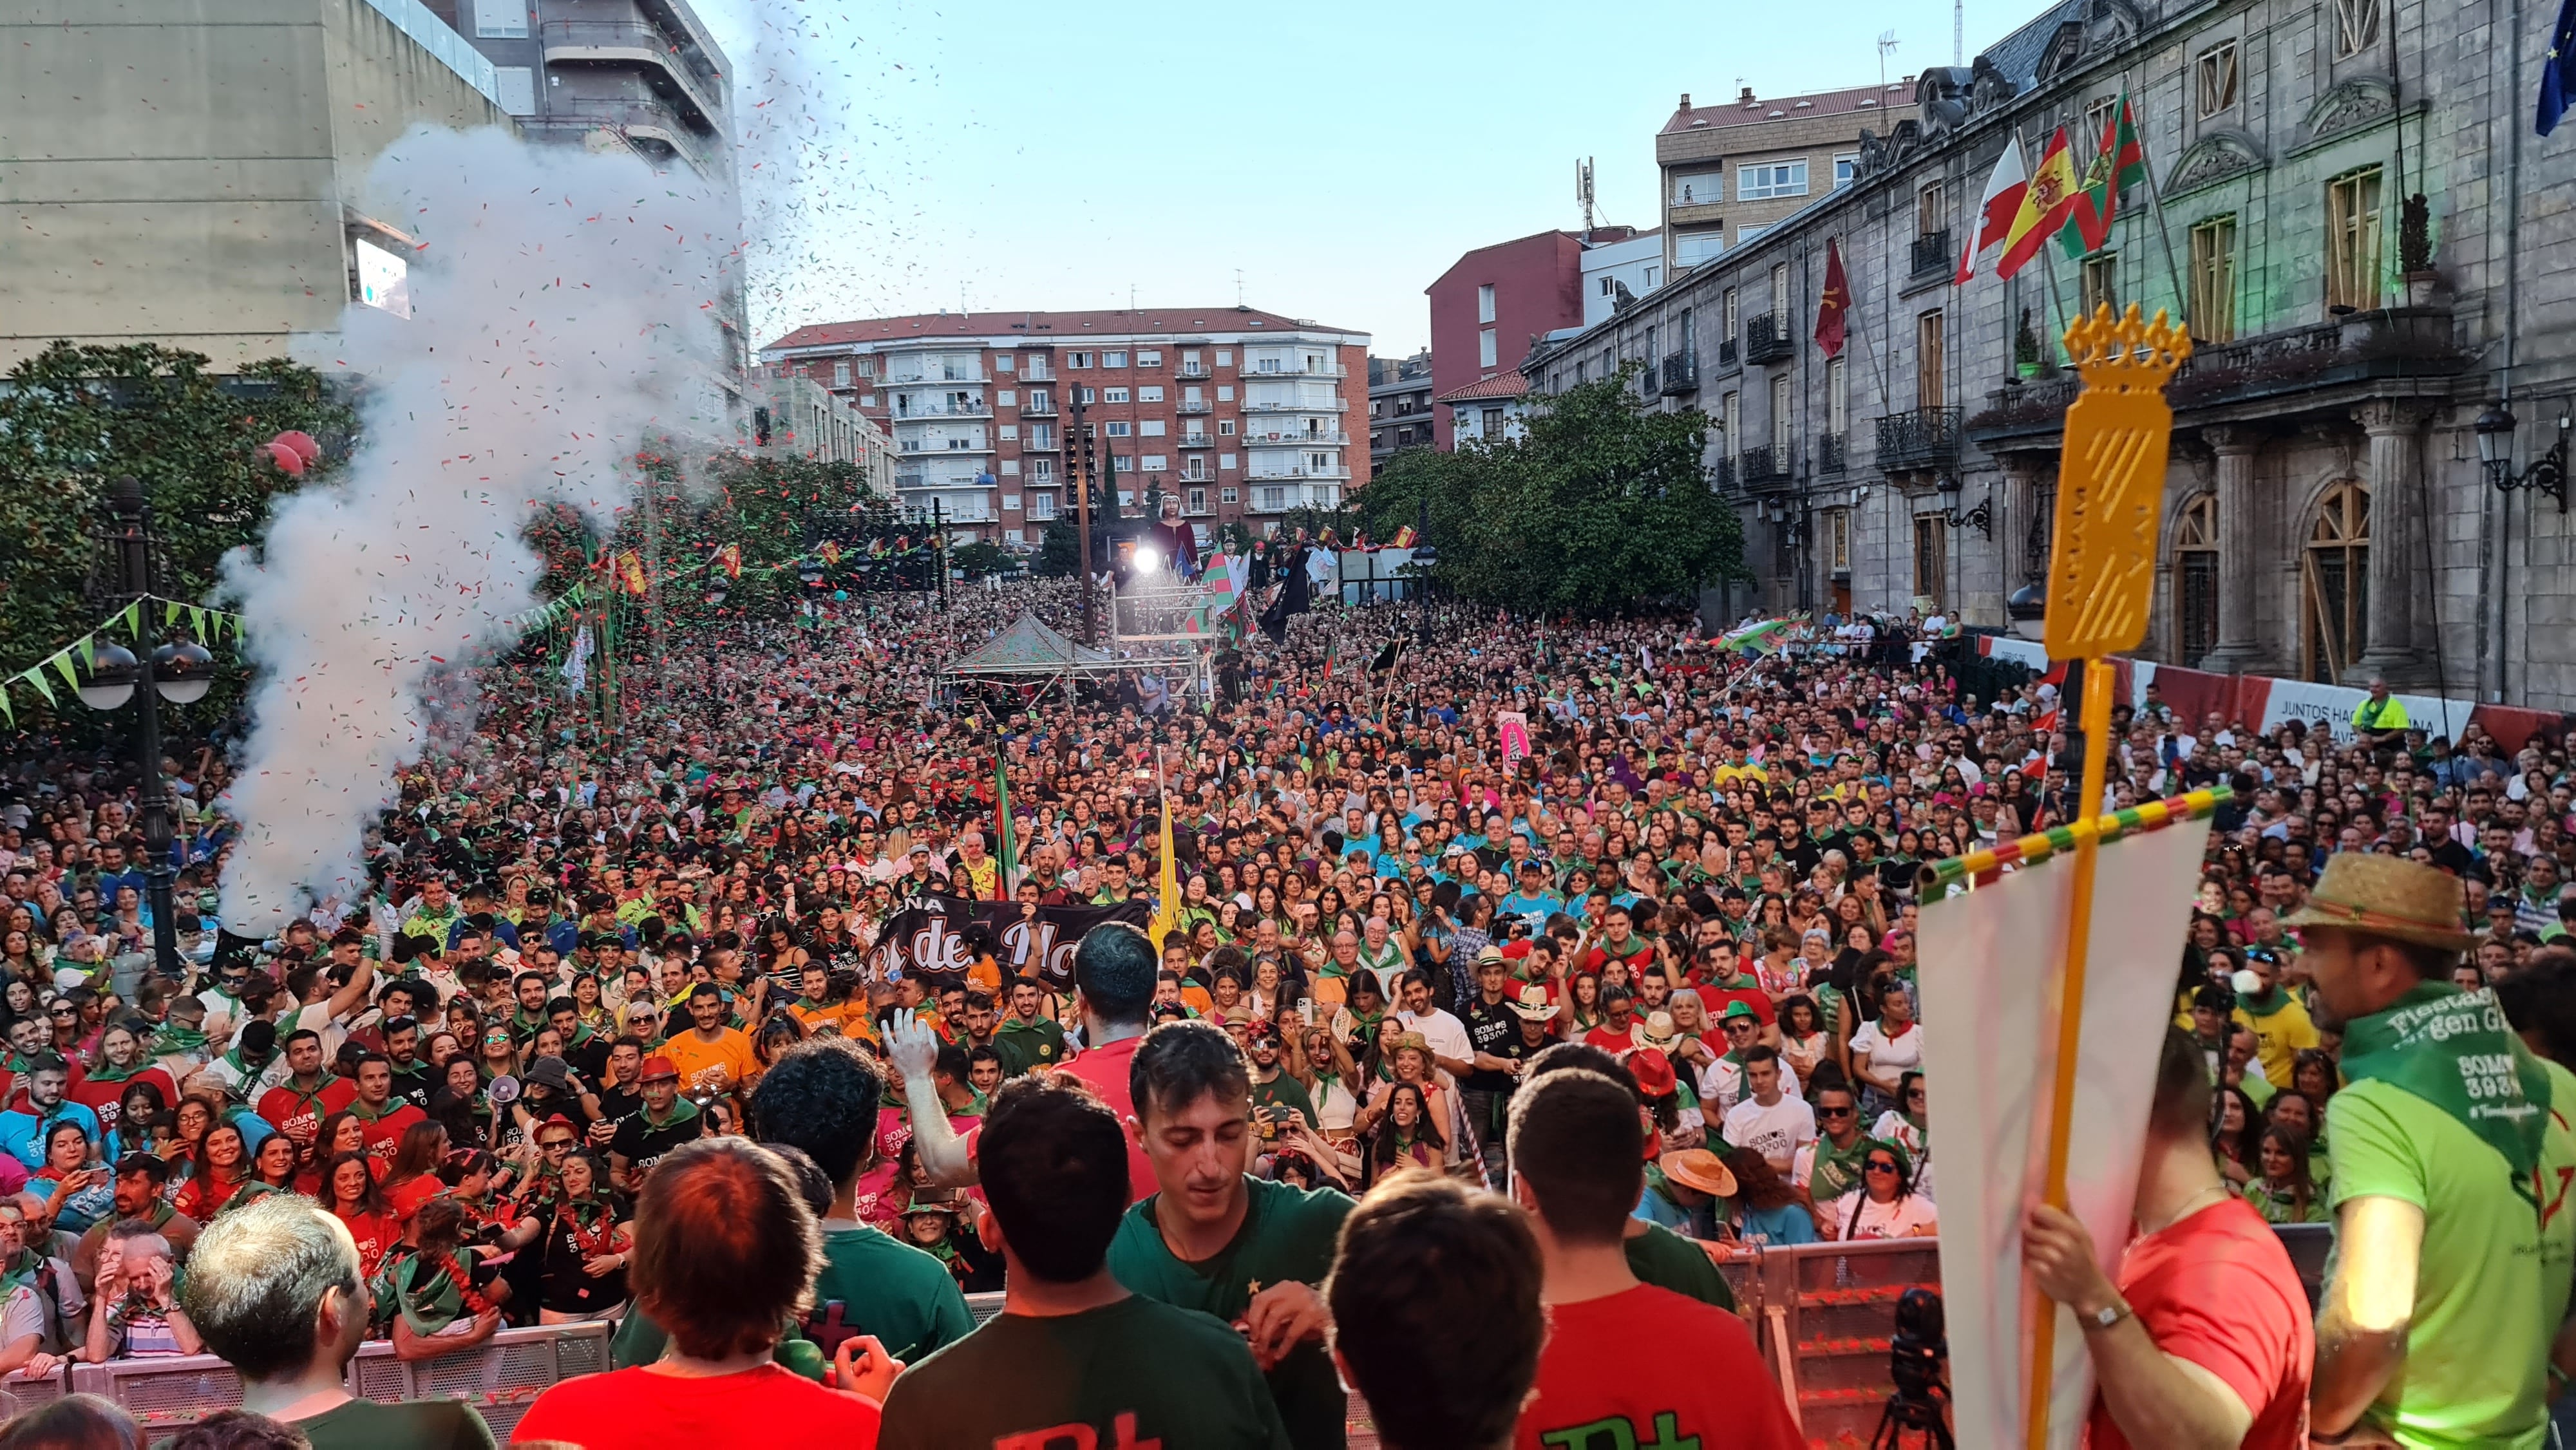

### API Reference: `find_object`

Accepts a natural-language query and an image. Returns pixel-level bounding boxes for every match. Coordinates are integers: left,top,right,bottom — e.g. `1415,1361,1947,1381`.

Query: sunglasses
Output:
539,1138,576,1151
1818,1104,1856,1118
1865,1160,1900,1173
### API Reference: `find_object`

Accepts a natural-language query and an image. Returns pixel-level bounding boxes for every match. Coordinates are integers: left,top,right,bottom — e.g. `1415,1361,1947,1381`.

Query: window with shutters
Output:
2174,493,2220,660
2327,167,2385,311
2080,253,2119,319
2195,41,2240,117
2189,216,2239,343
1913,515,1949,607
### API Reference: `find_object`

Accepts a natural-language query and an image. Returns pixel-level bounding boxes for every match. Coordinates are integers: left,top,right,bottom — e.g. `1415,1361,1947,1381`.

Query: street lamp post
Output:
79,476,214,984
2475,400,2571,511
1408,499,1437,646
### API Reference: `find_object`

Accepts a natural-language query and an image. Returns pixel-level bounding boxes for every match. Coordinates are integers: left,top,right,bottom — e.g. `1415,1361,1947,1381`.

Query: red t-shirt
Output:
255,1077,357,1147
1699,984,1777,1027
1517,1285,1801,1450
1060,1033,1156,1203
513,1362,881,1450
68,1069,179,1138
2088,1197,2311,1450
348,1101,424,1163
334,1207,399,1281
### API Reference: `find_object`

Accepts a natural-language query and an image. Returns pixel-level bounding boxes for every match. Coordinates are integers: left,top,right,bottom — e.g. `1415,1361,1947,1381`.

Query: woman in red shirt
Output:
172,1123,251,1223
378,1121,448,1225
323,1151,399,1283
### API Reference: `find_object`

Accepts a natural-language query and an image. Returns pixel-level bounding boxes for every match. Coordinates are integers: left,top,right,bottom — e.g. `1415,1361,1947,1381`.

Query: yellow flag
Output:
1148,778,1181,949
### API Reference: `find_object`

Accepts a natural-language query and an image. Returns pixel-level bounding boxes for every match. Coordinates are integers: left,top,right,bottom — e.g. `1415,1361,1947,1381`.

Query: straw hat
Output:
1638,1011,1681,1051
1658,1148,1738,1198
1507,984,1557,1022
2279,853,2476,953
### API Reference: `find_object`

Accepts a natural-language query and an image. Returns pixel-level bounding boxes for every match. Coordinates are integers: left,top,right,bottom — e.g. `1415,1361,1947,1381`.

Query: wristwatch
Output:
2079,1299,2133,1333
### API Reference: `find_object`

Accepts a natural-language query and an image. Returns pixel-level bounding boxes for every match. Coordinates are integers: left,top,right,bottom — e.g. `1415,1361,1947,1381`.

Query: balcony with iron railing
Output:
1873,407,1963,471
1178,365,1209,379
895,438,994,455
1179,433,1218,447
540,20,724,127
1243,397,1347,413
1659,353,1700,395
1908,229,1953,283
1737,443,1794,489
1020,368,1054,382
885,368,989,386
1967,307,2467,446
1816,431,1847,473
1175,400,1213,415
1743,314,1794,365
895,471,990,491
1708,457,1736,494
1717,336,1739,369
1240,429,1351,446
1018,400,1058,417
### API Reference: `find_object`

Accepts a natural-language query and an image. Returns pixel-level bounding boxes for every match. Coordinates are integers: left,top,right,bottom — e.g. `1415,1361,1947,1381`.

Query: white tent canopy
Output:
942,614,1128,678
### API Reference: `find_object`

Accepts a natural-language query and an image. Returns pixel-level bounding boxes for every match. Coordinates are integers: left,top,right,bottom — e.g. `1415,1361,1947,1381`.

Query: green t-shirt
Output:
993,1017,1069,1077
876,1295,1293,1450
1251,1071,1318,1133
611,1223,974,1369
1624,1221,1738,1313
290,1398,496,1450
1108,1175,1352,1450
2326,1058,2576,1447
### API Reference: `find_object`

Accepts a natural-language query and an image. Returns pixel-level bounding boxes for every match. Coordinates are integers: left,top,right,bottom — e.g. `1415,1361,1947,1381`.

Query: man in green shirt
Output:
879,1075,1289,1449
184,1195,496,1450
2294,854,2576,1448
992,977,1068,1078
1245,1022,1315,1133
1106,1021,1350,1450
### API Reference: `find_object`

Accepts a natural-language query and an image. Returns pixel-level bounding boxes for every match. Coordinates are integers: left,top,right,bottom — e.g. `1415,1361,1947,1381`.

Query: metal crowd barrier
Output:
60,1322,611,1442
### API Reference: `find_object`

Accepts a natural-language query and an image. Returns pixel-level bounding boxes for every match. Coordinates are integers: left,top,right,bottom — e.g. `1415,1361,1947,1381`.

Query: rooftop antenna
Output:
1878,30,1900,88
1954,0,1964,67
1235,268,1245,306
1577,157,1596,235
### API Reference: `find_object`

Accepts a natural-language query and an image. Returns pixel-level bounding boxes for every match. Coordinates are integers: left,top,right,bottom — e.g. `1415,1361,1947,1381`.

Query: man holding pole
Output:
2295,854,2576,1447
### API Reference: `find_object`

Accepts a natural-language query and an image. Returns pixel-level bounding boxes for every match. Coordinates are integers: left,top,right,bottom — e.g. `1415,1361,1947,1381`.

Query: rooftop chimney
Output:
1739,86,1756,103
1680,92,1691,109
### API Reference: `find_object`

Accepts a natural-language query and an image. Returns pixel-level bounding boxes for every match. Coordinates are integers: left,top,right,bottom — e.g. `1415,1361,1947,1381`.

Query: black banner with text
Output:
871,899,1153,993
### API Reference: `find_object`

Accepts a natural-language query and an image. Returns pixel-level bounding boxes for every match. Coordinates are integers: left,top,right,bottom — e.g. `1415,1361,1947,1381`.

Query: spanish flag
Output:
614,549,647,596
817,539,842,566
1391,524,1418,548
1996,126,2081,279
1147,766,1181,950
715,542,742,579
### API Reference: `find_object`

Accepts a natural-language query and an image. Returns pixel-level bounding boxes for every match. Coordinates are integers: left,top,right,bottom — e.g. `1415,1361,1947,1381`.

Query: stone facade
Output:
1531,0,2576,710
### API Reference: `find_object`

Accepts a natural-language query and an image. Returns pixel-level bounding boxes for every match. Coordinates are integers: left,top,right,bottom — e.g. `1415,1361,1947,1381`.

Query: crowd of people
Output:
0,564,2568,1448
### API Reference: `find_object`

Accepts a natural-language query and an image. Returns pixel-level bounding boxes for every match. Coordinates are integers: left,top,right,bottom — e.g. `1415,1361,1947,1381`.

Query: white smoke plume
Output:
216,124,731,935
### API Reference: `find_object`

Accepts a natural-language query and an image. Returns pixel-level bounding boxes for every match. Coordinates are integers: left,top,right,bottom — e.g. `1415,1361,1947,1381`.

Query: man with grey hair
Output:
185,1195,497,1449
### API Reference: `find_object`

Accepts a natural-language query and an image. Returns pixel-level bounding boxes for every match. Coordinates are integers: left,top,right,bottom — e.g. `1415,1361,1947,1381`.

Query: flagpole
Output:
2137,144,2193,338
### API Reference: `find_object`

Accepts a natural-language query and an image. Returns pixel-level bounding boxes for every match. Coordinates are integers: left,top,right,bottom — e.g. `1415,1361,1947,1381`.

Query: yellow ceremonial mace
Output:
2023,304,2190,1449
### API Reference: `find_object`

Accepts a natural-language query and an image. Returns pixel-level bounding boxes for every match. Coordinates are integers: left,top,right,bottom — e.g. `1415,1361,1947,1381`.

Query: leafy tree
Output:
949,540,1015,579
1358,370,1744,614
1033,519,1083,578
0,343,355,727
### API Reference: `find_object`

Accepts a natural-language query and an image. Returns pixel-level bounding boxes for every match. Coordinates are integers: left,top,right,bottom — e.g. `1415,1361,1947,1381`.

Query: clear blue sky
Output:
705,0,2029,356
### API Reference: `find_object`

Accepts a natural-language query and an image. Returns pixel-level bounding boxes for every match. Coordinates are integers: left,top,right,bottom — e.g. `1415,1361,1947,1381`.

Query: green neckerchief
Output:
509,1008,549,1037
2340,981,2551,1209
148,1022,209,1058
1807,1131,1877,1202
275,1073,343,1114
377,1248,465,1337
638,1097,701,1133
84,1057,149,1085
2237,986,2298,1021
348,1095,408,1124
218,1044,272,1081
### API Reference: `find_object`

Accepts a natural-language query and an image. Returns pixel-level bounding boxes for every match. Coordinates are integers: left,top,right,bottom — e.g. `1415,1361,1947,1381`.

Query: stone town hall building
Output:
1528,0,2576,708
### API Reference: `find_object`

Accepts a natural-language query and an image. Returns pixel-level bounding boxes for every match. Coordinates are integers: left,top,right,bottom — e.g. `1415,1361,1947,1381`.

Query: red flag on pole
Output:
1815,238,1852,359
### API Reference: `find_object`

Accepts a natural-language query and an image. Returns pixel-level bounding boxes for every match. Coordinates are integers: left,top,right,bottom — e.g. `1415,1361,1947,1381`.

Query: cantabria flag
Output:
1918,815,2211,1449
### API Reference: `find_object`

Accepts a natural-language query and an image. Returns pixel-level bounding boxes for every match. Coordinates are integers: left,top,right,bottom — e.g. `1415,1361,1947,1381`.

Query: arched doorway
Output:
2302,480,2369,683
2173,493,2219,663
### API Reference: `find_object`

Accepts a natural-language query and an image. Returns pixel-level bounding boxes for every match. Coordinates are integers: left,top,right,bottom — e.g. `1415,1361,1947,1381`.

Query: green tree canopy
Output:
0,343,355,729
1356,370,1744,615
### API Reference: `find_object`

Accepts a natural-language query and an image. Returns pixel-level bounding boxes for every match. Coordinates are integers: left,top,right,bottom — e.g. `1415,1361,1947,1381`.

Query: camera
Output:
1871,1286,1951,1449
